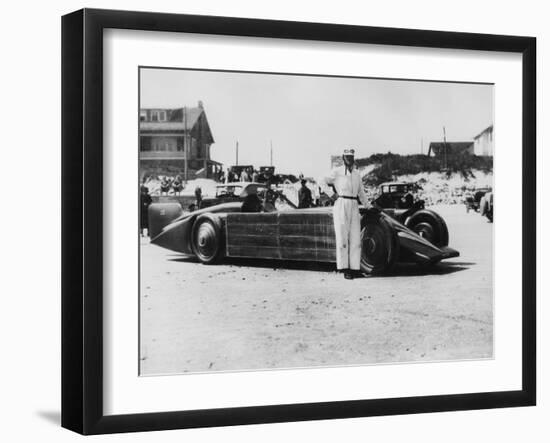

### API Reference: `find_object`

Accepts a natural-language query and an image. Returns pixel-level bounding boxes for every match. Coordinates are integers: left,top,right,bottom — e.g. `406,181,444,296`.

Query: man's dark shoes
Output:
344,269,354,280
352,270,365,278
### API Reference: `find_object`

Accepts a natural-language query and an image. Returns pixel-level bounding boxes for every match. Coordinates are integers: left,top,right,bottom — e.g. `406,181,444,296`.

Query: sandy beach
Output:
139,204,493,375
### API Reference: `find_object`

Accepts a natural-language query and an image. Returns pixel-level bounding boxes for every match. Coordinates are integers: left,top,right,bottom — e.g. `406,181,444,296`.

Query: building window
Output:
144,110,169,122
150,110,167,122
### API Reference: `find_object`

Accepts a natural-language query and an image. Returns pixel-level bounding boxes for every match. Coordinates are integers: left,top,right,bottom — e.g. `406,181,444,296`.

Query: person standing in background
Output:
140,185,152,237
240,167,250,182
172,175,183,195
298,179,313,208
194,186,202,210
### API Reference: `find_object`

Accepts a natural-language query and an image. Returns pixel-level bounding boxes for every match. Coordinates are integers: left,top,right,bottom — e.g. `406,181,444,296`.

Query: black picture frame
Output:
62,8,536,435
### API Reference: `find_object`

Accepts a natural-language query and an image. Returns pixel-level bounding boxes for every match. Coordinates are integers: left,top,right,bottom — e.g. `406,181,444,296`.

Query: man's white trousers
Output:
332,199,361,270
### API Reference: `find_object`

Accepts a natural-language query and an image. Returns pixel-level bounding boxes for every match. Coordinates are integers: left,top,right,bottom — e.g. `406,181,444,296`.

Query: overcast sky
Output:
140,68,493,178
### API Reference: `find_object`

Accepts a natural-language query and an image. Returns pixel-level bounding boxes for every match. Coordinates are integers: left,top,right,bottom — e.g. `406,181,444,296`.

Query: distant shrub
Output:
360,153,493,185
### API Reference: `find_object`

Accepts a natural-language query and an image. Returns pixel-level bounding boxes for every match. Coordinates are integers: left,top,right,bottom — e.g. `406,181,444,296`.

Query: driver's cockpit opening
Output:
241,193,263,213
240,188,291,213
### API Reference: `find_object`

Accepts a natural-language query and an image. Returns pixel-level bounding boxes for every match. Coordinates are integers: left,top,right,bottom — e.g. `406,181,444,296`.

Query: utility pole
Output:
270,140,273,166
421,137,424,155
235,141,239,166
443,126,448,170
183,106,188,183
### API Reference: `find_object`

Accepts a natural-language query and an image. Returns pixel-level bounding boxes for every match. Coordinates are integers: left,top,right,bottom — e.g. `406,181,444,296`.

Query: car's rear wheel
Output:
191,216,223,264
406,210,449,248
360,216,399,275
413,221,435,242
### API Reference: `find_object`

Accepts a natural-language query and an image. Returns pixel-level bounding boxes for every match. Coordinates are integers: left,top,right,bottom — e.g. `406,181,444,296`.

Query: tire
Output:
405,210,449,248
191,216,223,264
360,215,399,275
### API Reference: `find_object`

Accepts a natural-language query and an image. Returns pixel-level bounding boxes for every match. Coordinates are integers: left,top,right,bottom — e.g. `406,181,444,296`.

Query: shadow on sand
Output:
166,254,471,277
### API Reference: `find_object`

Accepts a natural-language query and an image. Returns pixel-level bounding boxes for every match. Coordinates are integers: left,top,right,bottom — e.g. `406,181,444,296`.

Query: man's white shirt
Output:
325,166,369,206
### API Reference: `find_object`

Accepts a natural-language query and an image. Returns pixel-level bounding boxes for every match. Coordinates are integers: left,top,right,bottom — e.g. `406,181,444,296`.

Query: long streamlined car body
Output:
148,197,459,275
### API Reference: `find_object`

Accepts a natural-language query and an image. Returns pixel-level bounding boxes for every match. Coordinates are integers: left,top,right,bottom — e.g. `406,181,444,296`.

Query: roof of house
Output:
473,124,494,139
429,141,473,149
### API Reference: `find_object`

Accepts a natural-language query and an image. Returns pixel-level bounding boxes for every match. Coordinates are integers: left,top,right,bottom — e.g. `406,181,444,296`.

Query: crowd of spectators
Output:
224,166,263,183
159,175,184,195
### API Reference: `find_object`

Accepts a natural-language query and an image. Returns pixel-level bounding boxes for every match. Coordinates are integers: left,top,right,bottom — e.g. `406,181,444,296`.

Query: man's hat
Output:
343,148,355,157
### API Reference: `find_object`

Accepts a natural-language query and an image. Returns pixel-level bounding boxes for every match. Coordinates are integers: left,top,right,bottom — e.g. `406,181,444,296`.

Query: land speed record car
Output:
147,190,459,275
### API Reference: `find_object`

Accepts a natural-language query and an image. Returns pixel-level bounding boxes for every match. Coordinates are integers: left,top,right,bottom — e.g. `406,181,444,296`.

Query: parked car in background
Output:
464,188,491,213
374,182,420,210
227,165,254,182
372,181,449,248
479,191,493,222
257,166,275,183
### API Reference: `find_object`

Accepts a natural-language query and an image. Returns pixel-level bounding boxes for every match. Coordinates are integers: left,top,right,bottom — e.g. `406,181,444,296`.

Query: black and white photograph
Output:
138,67,494,376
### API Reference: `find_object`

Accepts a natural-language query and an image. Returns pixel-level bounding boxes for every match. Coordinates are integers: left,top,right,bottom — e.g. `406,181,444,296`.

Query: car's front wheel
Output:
360,215,399,275
191,216,223,264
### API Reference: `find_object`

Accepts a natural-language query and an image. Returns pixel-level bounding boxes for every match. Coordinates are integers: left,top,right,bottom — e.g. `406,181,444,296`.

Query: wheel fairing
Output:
360,214,399,274
405,209,449,247
191,215,224,263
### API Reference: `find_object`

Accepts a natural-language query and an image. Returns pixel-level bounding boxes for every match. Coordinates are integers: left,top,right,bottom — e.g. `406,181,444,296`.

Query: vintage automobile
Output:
374,182,420,210
464,188,491,213
148,192,459,275
257,166,275,183
200,182,267,209
479,191,493,222
372,181,449,248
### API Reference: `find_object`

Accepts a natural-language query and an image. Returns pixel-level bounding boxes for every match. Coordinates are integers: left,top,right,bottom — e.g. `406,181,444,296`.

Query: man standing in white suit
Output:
325,148,370,279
